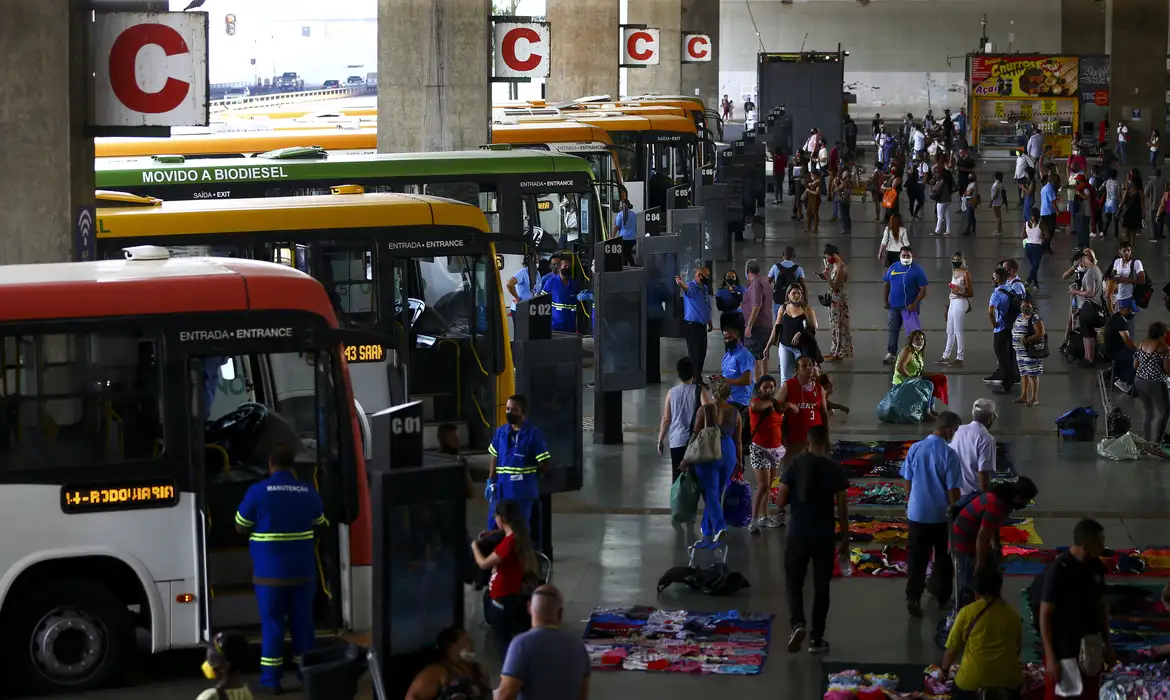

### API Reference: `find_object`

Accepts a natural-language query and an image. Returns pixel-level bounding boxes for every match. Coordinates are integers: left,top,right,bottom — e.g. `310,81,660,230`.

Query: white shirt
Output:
1026,133,1044,158
949,421,996,495
880,227,908,253
1024,219,1044,245
913,130,925,152
990,180,1005,206
1014,154,1029,181
1118,124,1129,143
1112,258,1145,299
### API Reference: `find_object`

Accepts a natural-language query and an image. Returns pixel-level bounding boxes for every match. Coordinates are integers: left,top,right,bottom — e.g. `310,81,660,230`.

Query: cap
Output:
972,398,998,418
823,243,840,255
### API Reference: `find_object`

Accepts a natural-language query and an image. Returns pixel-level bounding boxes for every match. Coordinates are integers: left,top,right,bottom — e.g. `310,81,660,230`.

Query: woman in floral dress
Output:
822,244,853,361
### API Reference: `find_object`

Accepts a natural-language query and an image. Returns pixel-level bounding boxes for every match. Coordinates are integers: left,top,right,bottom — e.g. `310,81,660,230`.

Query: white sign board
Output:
493,21,550,79
621,26,660,67
682,33,712,63
92,12,209,127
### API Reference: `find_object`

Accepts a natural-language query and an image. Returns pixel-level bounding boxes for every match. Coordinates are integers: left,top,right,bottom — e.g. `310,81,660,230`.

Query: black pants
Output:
908,185,924,218
621,238,637,267
484,591,529,658
905,521,953,604
773,173,784,202
683,320,709,377
784,534,835,640
670,446,688,482
993,329,1019,390
950,689,1022,700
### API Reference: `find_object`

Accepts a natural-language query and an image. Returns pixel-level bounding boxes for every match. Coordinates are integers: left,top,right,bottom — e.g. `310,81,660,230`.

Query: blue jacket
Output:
489,422,552,500
236,470,326,580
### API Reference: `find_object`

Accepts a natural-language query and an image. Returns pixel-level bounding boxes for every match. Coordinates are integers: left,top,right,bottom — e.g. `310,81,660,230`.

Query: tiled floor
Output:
83,161,1170,699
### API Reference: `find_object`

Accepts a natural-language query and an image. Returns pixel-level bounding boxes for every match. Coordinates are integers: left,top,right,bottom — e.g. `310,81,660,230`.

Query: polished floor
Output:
84,160,1170,699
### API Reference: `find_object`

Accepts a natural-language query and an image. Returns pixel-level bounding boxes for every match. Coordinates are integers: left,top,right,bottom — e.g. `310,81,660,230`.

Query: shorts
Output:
744,328,769,360
750,443,785,469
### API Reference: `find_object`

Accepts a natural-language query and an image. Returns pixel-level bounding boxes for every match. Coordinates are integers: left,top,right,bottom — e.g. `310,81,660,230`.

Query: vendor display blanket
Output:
844,481,1034,509
822,662,1046,699
835,514,1042,546
830,545,1170,579
583,607,772,675
831,439,1017,481
1021,583,1170,663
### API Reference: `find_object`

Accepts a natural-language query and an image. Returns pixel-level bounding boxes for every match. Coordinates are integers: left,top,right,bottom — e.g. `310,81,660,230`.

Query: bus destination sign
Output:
344,343,385,364
61,479,179,514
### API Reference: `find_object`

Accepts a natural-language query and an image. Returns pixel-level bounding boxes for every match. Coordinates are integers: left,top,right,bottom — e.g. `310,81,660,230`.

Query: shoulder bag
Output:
683,403,723,464
959,600,1014,700
1026,318,1050,359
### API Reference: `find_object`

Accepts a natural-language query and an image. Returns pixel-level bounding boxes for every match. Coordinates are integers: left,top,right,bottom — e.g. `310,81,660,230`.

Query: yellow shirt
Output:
196,687,254,700
945,599,1024,692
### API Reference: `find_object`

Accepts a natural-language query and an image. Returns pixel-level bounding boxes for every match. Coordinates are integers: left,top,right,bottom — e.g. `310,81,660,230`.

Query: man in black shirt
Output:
955,147,976,197
1039,518,1114,699
775,425,849,656
1103,305,1136,391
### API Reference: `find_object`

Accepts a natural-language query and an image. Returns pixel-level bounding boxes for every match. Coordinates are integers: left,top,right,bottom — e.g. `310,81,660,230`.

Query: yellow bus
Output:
95,127,378,160
95,191,514,453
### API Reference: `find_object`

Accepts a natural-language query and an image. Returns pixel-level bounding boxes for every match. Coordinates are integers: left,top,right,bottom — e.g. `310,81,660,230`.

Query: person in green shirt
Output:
942,567,1024,699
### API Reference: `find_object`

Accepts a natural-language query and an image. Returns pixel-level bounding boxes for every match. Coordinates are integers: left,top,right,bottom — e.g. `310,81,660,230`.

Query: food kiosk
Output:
968,54,1079,158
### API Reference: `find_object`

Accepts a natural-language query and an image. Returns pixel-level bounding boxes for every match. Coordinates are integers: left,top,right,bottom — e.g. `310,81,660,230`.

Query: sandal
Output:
1012,397,1028,404
1027,400,1040,407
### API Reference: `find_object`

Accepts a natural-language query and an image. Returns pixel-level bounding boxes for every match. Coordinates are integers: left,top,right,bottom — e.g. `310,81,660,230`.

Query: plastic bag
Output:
1096,432,1150,461
722,478,752,528
876,378,935,424
670,471,701,524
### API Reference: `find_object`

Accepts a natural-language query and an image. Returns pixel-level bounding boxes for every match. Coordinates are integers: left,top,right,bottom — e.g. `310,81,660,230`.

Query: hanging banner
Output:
492,19,550,80
681,33,711,63
969,55,1078,98
621,25,660,67
1019,104,1033,120
1078,55,1110,106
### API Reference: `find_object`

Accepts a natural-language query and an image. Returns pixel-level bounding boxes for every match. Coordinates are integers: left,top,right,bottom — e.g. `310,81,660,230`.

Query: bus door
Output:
610,133,643,213
648,137,696,211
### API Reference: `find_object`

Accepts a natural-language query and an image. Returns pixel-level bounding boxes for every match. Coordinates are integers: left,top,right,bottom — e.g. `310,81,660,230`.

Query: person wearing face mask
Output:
713,323,756,415
763,284,819,383
940,252,974,366
881,246,929,364
485,395,551,547
405,626,491,700
675,266,713,375
715,270,746,331
198,631,253,700
1012,298,1046,407
541,258,578,333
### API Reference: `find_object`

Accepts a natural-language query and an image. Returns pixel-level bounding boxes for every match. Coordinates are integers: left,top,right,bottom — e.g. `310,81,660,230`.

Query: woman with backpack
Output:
941,568,1023,699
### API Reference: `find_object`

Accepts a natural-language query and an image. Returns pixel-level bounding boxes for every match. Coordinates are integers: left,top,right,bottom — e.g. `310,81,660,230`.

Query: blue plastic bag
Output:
876,378,935,424
722,478,753,528
670,471,700,524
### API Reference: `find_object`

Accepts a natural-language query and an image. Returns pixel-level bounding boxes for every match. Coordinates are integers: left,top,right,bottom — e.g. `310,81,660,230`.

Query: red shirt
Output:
783,377,823,445
488,533,524,599
951,493,1010,554
750,402,784,449
773,152,788,174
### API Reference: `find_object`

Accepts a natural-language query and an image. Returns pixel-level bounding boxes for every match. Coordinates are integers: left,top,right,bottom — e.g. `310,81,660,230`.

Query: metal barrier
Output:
209,85,375,114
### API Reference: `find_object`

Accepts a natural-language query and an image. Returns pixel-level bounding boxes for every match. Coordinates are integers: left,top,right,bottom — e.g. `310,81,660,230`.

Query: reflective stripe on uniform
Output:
552,302,576,310
496,466,537,474
260,656,283,667
488,445,498,456
535,451,551,461
250,531,314,542
311,515,328,526
235,512,255,527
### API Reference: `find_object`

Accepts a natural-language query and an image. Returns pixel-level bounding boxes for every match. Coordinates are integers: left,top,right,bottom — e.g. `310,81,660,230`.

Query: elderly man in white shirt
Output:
948,398,998,495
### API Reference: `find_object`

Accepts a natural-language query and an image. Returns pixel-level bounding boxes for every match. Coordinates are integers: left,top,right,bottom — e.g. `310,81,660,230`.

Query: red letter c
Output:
109,23,191,114
688,36,709,60
627,31,654,61
503,27,542,72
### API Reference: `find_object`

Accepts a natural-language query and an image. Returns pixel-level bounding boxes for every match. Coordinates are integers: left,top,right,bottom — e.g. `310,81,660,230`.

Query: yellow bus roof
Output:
491,121,614,145
563,113,698,134
96,128,377,158
96,192,490,239
567,104,686,118
215,107,379,121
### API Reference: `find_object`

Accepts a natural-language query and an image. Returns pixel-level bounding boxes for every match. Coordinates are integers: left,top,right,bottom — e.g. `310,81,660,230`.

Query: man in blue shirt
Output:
614,199,638,266
506,261,533,312
1039,173,1059,252
542,259,579,333
714,322,755,410
900,412,962,618
987,267,1020,395
235,444,327,693
675,266,712,376
881,246,929,363
487,394,551,546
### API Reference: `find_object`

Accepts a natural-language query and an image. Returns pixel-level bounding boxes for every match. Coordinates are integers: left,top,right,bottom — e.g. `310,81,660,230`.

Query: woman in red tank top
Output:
779,356,828,465
748,375,785,533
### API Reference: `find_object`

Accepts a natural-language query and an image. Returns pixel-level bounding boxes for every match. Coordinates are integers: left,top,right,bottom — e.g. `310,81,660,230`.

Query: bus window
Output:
0,331,164,469
318,244,376,327
611,133,639,182
478,191,501,234
535,194,581,246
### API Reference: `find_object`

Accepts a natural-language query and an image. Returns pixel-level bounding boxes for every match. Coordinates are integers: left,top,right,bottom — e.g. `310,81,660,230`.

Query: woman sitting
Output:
405,626,492,700
878,330,940,423
470,499,538,656
941,568,1023,699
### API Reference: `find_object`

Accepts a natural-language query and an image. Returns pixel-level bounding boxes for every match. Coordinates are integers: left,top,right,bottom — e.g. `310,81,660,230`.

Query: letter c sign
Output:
493,21,550,78
621,26,660,66
682,34,712,63
93,12,210,128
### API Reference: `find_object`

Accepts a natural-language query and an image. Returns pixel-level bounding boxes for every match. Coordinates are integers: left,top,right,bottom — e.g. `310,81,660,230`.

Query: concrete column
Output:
1060,0,1106,54
377,0,490,153
0,0,94,264
545,0,619,102
626,0,682,96
680,0,719,109
1108,0,1168,153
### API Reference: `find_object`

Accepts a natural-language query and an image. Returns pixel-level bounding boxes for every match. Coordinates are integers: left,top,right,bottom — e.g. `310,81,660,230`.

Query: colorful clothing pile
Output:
824,670,903,699
824,664,1045,699
1101,660,1170,699
832,440,1017,481
847,482,909,507
1022,584,1170,663
1000,546,1170,577
584,607,772,675
838,514,1042,546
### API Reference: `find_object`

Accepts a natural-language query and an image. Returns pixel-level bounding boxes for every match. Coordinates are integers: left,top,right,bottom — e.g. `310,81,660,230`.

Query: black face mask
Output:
724,339,738,352
952,261,962,269
699,275,709,286
505,412,522,425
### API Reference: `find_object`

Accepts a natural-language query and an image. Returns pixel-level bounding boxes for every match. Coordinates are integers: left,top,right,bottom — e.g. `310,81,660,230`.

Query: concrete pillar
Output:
1108,0,1168,154
1060,0,1106,54
626,0,682,96
0,0,94,264
376,0,490,153
680,0,719,109
545,0,619,102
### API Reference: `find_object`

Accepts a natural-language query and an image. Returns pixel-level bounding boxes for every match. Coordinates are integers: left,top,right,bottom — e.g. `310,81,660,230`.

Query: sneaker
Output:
883,353,896,364
907,599,924,618
713,528,727,543
949,359,963,366
748,519,762,534
764,514,785,528
936,357,950,366
787,625,806,653
1115,380,1133,393
808,639,831,655
982,376,1001,384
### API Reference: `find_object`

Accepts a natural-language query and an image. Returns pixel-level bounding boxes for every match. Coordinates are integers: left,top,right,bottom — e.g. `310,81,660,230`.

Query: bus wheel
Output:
5,580,134,695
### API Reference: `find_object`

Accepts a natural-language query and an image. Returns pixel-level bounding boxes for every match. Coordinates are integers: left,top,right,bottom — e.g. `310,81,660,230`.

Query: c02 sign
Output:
344,344,385,363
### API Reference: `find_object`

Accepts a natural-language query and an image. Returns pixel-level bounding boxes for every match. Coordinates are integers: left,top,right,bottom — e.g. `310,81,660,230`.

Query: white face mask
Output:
901,257,913,266
912,341,925,350
460,650,478,662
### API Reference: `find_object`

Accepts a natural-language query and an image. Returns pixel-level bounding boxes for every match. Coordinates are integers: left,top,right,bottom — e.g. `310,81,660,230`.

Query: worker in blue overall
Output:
541,257,579,333
235,443,327,694
486,394,551,548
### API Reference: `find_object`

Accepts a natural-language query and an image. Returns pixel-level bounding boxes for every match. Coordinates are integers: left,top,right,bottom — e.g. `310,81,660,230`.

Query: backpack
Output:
1000,285,1023,328
772,263,799,304
1055,406,1098,441
1134,264,1154,309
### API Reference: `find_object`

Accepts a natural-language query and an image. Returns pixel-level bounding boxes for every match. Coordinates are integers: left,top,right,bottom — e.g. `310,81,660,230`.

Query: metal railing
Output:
209,85,376,114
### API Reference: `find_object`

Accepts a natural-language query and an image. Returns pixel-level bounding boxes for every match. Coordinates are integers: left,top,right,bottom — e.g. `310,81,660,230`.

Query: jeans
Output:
935,201,952,234
943,298,968,361
683,320,709,376
840,200,852,234
993,329,1019,390
1117,141,1127,164
778,345,802,383
906,521,953,604
484,591,530,658
832,199,840,220
1152,150,1159,168
1112,347,1136,383
909,185,924,218
964,205,976,235
949,548,999,622
1152,209,1165,239
887,306,905,356
1024,243,1044,285
784,534,836,640
1135,377,1170,444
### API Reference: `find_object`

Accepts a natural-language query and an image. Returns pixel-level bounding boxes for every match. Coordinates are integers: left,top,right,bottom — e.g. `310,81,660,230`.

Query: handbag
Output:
882,187,898,209
1079,632,1106,676
682,404,723,464
1026,327,1050,359
817,291,834,307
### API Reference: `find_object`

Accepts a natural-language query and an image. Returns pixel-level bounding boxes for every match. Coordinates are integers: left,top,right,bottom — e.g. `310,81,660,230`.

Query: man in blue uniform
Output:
541,258,578,333
506,260,534,313
535,253,562,295
235,444,327,694
487,395,551,545
675,266,713,376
